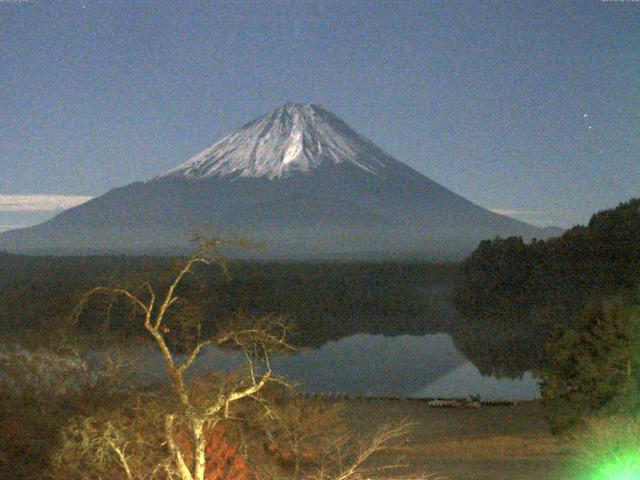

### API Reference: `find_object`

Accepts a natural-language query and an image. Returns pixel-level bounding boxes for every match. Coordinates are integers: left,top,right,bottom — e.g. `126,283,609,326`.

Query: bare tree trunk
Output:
192,418,206,480
165,414,194,480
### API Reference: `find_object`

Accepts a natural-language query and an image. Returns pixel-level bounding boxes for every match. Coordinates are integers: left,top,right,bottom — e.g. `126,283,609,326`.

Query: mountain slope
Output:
0,103,547,258
160,102,393,179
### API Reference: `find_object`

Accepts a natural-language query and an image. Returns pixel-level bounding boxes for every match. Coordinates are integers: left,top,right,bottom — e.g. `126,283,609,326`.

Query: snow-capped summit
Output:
160,103,394,180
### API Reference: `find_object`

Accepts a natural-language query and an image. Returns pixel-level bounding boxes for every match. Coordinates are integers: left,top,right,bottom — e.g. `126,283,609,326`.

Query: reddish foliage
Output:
175,424,251,480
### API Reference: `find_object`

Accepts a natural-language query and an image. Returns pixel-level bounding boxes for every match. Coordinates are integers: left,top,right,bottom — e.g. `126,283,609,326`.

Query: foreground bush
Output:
541,292,640,433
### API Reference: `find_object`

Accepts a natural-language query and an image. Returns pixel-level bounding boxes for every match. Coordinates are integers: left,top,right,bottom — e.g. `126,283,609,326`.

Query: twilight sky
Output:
1,0,638,231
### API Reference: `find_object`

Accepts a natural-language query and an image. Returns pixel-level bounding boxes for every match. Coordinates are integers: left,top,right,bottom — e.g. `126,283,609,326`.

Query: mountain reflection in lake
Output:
107,333,540,401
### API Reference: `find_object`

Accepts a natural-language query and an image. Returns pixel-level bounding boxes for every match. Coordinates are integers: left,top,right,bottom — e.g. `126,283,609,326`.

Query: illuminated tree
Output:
50,237,286,480
541,292,640,433
49,236,415,480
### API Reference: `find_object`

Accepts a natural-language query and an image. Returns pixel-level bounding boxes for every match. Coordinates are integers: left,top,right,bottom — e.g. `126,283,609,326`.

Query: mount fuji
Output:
0,103,551,258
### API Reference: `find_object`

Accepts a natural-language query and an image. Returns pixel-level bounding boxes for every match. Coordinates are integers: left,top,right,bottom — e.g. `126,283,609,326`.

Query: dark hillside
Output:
0,255,459,348
454,198,640,376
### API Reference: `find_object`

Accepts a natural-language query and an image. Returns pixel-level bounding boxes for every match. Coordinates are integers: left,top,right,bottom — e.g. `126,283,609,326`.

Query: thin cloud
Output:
0,224,27,233
489,208,563,227
489,209,548,217
0,195,93,212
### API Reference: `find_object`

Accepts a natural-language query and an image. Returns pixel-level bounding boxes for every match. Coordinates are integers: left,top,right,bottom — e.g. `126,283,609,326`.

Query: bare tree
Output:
51,236,429,480
61,237,290,480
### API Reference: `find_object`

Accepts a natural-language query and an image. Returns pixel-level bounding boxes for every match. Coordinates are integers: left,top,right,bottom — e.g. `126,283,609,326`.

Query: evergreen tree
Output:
540,292,640,433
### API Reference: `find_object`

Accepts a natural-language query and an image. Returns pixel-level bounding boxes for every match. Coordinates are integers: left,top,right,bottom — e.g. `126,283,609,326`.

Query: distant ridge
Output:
0,103,552,258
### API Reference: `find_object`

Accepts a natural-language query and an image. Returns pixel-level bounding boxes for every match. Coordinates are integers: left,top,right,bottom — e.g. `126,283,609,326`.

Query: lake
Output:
108,332,541,401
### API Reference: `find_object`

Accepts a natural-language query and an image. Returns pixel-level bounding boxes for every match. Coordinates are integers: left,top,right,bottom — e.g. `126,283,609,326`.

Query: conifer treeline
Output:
0,255,457,348
454,198,640,374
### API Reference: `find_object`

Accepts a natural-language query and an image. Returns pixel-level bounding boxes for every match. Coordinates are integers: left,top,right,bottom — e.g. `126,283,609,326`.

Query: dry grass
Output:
338,399,572,480
394,433,564,460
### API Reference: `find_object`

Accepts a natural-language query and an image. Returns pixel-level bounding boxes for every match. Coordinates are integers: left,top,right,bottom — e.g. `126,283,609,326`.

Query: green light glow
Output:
587,452,640,480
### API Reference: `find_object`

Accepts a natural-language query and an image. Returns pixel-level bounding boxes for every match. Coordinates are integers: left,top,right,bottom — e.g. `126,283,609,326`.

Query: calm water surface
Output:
113,333,540,401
